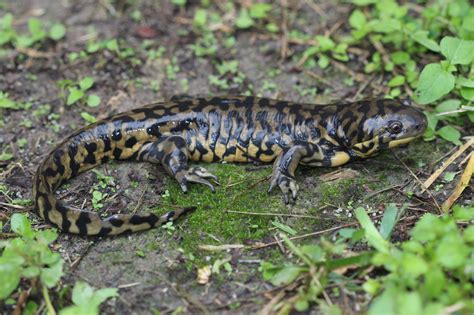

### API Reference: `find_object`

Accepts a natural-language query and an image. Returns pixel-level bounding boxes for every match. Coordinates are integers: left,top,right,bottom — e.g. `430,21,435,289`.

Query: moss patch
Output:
150,163,289,255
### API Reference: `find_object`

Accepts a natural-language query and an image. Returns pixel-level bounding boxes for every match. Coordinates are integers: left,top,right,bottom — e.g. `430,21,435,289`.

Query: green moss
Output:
151,163,284,256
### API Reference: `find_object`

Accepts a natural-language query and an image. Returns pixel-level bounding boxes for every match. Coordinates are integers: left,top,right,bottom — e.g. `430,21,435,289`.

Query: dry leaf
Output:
319,169,359,182
441,152,474,212
197,265,212,285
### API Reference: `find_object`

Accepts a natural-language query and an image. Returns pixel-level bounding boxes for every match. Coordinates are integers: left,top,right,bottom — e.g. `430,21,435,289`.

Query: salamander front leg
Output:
268,142,323,204
138,136,218,193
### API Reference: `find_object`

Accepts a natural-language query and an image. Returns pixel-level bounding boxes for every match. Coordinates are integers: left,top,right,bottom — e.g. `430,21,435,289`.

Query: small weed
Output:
0,213,64,302
59,282,117,315
358,205,474,314
161,222,176,235
0,92,32,110
58,77,101,107
261,204,473,313
0,13,66,49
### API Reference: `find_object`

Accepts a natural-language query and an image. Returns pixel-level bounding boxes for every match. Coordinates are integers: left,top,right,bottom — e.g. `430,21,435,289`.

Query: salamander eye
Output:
388,121,403,134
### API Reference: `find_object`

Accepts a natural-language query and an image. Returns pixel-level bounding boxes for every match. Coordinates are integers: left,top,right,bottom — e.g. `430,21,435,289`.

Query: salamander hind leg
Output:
139,135,218,193
268,142,323,204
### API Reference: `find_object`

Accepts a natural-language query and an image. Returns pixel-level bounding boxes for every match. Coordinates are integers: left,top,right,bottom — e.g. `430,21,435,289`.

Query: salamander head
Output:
339,99,427,158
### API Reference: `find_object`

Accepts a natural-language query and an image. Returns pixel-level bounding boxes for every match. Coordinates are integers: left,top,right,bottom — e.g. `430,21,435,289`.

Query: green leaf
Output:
424,111,438,131
352,0,377,4
396,291,422,315
235,9,254,29
0,93,17,109
440,36,474,65
464,226,474,243
61,281,118,314
79,77,94,91
461,87,474,101
0,259,22,299
15,35,35,48
328,252,373,271
316,35,335,51
410,31,440,52
368,287,396,315
269,266,305,286
435,233,469,269
87,95,101,107
462,9,474,32
452,205,474,221
443,172,456,182
370,19,401,33
379,204,398,239
349,10,367,29
437,126,461,145
266,22,278,33
27,18,46,40
362,278,380,295
422,267,445,298
49,23,66,41
387,75,405,87
11,213,33,238
81,112,96,123
435,99,461,114
193,9,207,27
354,207,390,253
67,88,84,105
300,245,325,262
22,301,38,315
415,63,455,104
271,221,297,236
390,51,410,65
249,3,272,19
171,0,186,6
105,39,119,52
456,77,474,88
400,253,428,277
1,13,14,28
411,214,442,242
22,266,41,278
36,230,58,245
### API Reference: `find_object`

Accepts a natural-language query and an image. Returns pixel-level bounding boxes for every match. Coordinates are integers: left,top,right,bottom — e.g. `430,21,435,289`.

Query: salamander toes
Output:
190,166,219,183
179,166,218,193
268,169,299,204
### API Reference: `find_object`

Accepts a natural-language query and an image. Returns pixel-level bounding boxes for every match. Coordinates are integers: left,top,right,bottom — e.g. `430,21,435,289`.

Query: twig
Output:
252,219,370,250
15,47,55,58
117,282,141,289
259,290,286,315
441,152,474,212
226,209,323,219
0,201,27,210
132,184,148,214
442,302,466,315
198,244,245,251
428,145,458,168
363,184,401,200
421,138,474,192
12,288,31,315
391,151,442,213
350,73,375,102
303,0,325,16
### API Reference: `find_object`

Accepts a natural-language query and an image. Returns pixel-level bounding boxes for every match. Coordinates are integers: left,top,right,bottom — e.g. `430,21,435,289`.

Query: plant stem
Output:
42,285,56,315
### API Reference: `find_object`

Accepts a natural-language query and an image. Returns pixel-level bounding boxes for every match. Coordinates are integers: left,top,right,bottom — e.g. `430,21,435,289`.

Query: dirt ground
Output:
0,1,472,314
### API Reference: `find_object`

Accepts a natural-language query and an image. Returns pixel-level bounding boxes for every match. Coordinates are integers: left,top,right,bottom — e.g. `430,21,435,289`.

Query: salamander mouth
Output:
388,137,416,148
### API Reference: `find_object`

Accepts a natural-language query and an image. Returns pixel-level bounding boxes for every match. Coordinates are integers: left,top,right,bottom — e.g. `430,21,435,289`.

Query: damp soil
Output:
0,1,472,314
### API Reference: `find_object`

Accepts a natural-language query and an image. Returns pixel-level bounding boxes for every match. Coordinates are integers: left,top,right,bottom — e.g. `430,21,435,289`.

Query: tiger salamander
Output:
33,96,426,236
